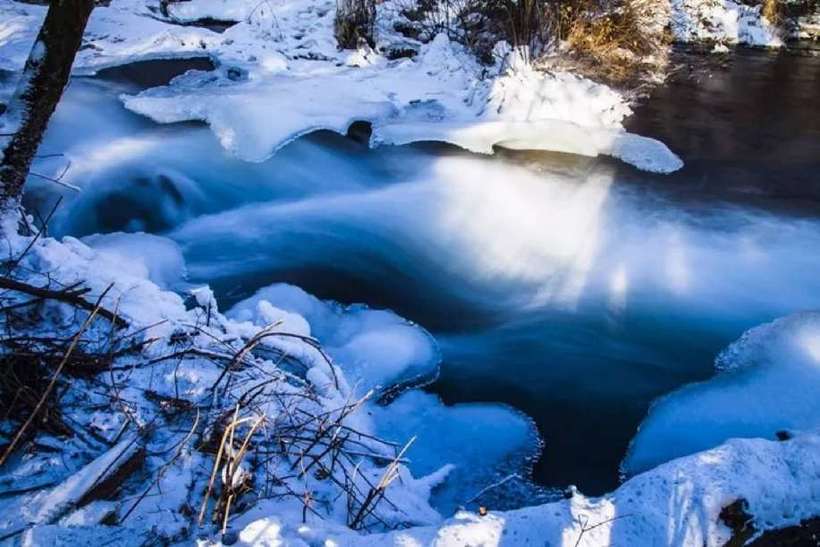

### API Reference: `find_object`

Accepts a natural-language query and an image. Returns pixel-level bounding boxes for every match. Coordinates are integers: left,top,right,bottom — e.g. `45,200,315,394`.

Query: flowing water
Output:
20,47,820,497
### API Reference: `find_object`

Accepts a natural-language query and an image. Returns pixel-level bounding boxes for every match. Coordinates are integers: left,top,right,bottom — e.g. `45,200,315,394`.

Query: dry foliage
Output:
0,208,416,541
336,0,378,48
561,0,670,86
397,0,670,84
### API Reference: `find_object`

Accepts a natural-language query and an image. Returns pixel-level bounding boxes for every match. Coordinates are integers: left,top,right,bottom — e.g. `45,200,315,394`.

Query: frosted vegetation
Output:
0,0,819,545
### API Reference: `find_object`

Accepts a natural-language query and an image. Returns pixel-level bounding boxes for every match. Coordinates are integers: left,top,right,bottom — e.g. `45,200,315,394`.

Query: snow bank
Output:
0,225,542,541
227,283,440,393
0,0,681,173
670,0,784,46
121,33,682,172
373,119,683,173
624,312,820,476
82,231,187,290
218,434,820,546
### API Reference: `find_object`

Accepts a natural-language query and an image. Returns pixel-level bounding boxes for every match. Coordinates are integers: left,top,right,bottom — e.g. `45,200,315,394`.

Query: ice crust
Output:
624,312,820,475
0,0,684,173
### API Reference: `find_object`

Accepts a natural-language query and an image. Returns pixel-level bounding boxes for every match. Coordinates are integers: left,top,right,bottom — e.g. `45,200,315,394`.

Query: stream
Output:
19,45,820,498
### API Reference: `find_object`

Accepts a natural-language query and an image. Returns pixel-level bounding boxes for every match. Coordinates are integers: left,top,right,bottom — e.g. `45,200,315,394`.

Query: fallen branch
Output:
0,276,127,328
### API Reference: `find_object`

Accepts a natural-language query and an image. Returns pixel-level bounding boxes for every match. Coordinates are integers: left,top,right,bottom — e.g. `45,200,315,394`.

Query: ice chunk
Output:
82,232,187,290
227,283,440,392
372,119,683,174
371,391,543,515
623,312,820,476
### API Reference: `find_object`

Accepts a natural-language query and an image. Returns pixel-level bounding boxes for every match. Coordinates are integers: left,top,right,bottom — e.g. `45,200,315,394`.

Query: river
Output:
19,44,820,499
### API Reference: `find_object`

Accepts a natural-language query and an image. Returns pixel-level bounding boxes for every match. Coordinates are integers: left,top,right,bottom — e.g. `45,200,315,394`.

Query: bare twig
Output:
0,276,127,328
0,284,113,467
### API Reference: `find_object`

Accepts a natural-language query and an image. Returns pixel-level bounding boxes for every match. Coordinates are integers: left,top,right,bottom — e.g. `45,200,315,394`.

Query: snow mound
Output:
82,231,187,290
623,312,820,476
0,227,454,540
121,38,682,172
670,0,783,46
227,283,440,393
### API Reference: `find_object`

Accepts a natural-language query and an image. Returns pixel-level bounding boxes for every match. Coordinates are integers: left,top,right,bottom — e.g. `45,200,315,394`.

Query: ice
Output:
122,68,399,163
0,0,682,173
227,433,820,546
373,119,683,174
121,38,682,172
623,312,820,476
82,232,187,290
227,283,440,392
370,391,543,515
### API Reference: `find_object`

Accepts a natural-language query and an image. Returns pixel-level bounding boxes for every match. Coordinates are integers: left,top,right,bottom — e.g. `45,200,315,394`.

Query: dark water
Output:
22,46,820,498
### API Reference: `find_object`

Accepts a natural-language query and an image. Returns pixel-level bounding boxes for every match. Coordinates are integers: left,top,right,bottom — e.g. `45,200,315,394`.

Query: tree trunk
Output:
0,0,95,209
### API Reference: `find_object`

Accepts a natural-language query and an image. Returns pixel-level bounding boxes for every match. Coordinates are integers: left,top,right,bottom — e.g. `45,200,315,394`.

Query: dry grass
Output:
561,0,671,86
397,0,670,85
335,0,378,48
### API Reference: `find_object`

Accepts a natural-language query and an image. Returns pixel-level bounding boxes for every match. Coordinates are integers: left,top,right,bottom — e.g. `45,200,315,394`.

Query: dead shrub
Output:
335,0,378,48
400,0,670,84
562,0,670,86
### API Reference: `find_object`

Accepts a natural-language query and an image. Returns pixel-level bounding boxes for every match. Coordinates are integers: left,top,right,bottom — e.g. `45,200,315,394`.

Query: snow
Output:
0,0,682,173
623,312,820,476
2,0,817,544
670,0,784,47
165,0,260,23
227,283,440,393
82,231,187,290
27,436,141,525
221,434,820,546
373,119,683,173
120,34,682,172
0,225,459,541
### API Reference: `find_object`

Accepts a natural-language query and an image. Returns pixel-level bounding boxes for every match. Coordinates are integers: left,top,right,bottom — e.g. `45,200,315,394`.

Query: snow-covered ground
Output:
0,0,683,174
669,0,783,47
3,223,819,547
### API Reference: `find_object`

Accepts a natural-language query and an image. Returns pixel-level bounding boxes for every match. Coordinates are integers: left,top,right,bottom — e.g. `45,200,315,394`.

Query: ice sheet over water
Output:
370,391,548,515
623,312,820,476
